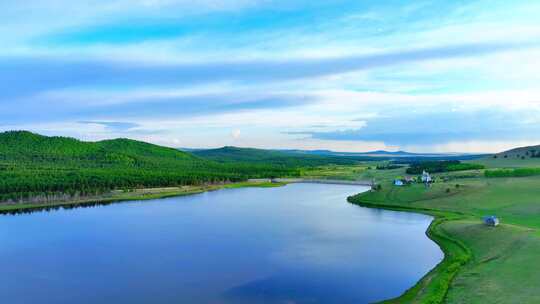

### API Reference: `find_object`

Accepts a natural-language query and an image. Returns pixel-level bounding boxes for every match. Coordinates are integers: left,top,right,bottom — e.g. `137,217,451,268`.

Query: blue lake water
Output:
0,183,443,304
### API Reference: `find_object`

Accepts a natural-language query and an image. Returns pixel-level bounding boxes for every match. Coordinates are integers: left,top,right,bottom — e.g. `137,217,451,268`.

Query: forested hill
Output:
0,131,297,202
0,131,198,166
192,146,364,166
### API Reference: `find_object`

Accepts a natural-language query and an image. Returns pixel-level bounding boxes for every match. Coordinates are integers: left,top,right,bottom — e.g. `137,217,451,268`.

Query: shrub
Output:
376,164,403,170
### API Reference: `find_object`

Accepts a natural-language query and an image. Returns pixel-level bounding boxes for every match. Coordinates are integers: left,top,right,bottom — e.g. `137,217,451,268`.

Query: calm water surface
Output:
0,184,442,304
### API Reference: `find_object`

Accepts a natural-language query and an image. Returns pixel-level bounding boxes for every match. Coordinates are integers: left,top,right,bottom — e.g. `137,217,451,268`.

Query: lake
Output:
0,183,443,304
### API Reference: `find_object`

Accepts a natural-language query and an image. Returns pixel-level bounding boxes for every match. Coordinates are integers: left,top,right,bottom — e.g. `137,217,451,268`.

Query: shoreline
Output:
250,178,374,186
347,195,472,304
0,181,287,214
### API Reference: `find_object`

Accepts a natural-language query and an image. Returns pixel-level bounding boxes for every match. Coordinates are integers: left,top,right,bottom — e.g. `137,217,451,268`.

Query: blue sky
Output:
2,0,540,152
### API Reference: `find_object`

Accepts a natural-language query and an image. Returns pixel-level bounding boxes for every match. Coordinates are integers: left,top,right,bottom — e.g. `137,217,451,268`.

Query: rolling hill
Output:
279,149,444,157
495,145,540,158
471,144,540,168
192,146,366,166
0,130,198,166
193,146,487,165
0,131,297,201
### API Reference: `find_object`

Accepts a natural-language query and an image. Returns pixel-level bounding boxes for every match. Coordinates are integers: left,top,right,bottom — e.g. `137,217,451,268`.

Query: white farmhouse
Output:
421,170,432,184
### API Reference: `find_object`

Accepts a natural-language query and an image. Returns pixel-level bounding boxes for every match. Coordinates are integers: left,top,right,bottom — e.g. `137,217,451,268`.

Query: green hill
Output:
0,131,198,166
193,146,363,166
495,144,540,158
471,144,540,168
0,131,296,201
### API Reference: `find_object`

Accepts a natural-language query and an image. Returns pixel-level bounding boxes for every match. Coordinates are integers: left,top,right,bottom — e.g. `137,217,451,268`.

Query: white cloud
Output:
408,140,540,154
231,129,241,139
3,1,540,152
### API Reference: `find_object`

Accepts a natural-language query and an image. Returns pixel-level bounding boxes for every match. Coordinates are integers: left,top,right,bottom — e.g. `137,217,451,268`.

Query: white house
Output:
421,170,432,183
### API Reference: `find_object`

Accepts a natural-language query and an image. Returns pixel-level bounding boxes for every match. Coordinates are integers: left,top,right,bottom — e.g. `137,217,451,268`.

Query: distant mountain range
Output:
190,146,366,166
184,146,486,160
186,146,488,163
275,149,461,157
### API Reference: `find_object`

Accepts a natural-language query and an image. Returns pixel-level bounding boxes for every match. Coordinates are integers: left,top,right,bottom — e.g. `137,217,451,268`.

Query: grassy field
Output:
348,172,540,303
300,163,405,182
471,155,540,168
443,220,540,303
299,164,370,180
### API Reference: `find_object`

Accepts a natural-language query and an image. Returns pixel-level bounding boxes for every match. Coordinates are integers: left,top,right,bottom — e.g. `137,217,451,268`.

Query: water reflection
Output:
0,184,442,304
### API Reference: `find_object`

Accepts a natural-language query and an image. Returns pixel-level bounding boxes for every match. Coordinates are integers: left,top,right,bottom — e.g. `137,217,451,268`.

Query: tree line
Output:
0,131,301,202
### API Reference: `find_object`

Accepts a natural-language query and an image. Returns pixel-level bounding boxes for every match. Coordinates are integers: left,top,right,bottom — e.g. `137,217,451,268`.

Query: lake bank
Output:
347,194,471,303
249,178,374,186
349,176,540,303
0,181,286,214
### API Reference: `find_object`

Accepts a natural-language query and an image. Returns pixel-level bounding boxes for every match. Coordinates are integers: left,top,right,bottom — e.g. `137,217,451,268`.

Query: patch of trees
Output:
498,149,540,159
485,167,540,178
406,160,485,174
376,164,403,170
192,146,364,167
530,149,540,158
0,131,302,202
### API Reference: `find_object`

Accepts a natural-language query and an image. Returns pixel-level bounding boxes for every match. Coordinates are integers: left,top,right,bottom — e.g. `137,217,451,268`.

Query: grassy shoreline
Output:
0,181,286,214
347,195,472,303
348,174,540,303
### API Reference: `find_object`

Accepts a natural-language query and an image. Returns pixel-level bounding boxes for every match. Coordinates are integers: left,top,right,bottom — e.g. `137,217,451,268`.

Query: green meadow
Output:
471,146,540,168
472,156,540,169
347,164,540,303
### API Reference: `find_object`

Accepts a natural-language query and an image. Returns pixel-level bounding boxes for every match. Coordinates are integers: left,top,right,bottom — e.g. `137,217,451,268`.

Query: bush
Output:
370,184,382,191
376,164,403,170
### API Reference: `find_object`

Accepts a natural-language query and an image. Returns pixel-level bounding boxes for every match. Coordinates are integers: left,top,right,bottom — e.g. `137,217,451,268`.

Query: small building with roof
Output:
483,215,500,226
393,179,404,186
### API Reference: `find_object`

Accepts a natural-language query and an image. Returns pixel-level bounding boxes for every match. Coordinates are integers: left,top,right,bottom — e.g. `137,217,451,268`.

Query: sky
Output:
1,0,540,153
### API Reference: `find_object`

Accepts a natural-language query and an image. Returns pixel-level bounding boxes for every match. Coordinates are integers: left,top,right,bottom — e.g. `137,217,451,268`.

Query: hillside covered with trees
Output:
0,131,301,202
192,146,364,166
